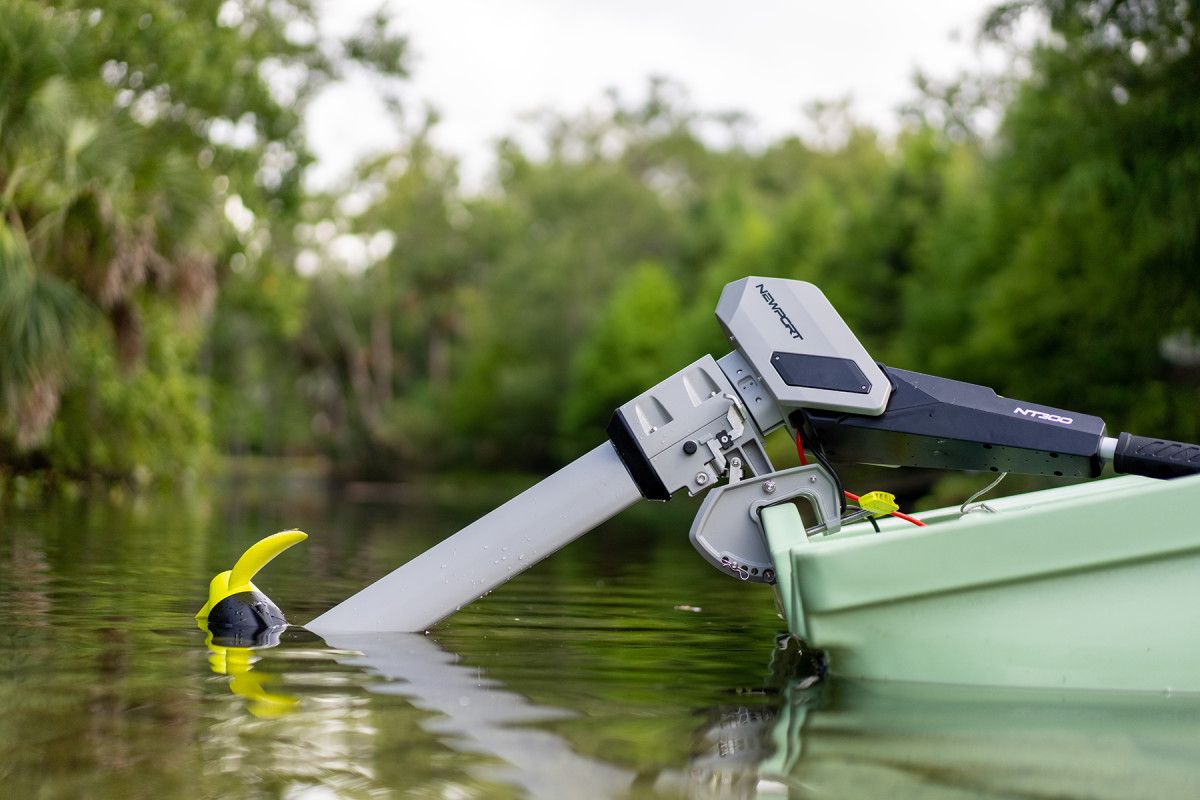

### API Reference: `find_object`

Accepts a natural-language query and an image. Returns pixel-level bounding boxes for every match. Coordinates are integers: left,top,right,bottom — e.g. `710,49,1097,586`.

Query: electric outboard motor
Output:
254,277,1200,636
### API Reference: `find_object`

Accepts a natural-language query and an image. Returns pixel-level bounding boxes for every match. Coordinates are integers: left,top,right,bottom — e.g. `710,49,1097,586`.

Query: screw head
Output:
682,440,698,455
763,480,777,494
695,471,709,485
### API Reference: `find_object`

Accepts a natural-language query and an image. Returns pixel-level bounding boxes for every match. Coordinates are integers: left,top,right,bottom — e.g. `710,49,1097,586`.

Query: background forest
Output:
2,0,1198,504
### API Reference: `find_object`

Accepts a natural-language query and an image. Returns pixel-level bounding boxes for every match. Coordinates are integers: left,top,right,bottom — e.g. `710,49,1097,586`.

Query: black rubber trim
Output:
771,351,871,394
606,411,671,501
1112,431,1200,479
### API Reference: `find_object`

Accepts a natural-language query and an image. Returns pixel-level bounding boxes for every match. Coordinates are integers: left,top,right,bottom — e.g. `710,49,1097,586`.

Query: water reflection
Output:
773,678,1200,799
200,622,299,718
326,631,635,798
4,484,1200,799
310,631,820,799
296,630,1200,800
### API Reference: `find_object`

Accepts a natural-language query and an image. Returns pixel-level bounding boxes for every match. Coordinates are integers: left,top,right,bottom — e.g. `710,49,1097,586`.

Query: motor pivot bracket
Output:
607,354,773,500
689,464,841,583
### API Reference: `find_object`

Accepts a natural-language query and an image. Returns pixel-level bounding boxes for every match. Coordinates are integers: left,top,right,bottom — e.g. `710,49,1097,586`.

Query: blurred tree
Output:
447,86,698,469
558,261,685,457
900,0,1200,440
6,0,1198,497
0,227,88,450
283,120,475,476
0,0,408,481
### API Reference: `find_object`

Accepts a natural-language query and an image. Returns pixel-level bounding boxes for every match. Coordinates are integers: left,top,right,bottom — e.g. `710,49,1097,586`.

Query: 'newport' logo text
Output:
756,283,803,340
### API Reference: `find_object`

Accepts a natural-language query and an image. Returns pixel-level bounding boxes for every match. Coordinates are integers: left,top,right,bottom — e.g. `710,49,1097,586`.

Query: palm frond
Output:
0,222,90,447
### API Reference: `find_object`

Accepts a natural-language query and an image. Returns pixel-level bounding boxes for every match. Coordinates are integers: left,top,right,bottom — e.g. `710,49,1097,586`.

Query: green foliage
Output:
558,262,685,457
206,257,310,457
4,0,1199,499
0,226,89,451
445,96,694,468
45,300,211,481
0,0,406,485
899,0,1200,442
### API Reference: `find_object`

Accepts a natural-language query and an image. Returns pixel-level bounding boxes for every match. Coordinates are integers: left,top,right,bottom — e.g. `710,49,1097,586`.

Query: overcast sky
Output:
306,0,1005,190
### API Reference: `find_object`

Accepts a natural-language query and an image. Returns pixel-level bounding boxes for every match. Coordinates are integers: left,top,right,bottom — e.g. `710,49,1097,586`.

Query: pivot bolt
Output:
695,472,709,485
763,480,777,495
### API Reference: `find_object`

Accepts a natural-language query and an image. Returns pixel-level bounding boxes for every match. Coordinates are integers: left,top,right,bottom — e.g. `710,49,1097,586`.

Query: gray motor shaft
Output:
306,442,642,634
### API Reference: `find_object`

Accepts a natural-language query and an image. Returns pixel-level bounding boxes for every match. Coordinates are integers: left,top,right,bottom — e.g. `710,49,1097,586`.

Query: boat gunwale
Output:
785,474,1200,612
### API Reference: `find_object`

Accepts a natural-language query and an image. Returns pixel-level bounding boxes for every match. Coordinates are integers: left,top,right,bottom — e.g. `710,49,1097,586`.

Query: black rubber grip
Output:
1112,432,1200,479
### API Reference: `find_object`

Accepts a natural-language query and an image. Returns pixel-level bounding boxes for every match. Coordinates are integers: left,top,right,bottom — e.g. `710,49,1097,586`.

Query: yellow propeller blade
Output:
197,530,308,619
195,571,231,619
229,530,308,592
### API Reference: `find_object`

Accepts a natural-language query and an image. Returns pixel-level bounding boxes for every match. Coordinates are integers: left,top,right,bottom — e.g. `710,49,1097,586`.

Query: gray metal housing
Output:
716,277,891,416
608,355,773,499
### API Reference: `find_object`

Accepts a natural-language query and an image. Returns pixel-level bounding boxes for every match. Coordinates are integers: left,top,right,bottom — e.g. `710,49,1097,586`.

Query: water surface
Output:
2,474,1198,798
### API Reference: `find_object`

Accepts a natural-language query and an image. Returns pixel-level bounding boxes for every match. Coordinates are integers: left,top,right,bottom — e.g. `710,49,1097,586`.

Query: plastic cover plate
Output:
716,277,890,416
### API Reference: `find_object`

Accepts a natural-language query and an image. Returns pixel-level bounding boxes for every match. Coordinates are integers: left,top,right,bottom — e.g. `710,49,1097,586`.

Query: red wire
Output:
889,510,927,527
797,432,925,527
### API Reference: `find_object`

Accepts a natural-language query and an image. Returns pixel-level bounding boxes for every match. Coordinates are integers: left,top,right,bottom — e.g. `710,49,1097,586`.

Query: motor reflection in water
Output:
196,624,1200,799
200,621,300,719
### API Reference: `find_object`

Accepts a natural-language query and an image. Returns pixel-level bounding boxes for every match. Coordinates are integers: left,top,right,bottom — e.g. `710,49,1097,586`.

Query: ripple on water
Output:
4,489,1197,800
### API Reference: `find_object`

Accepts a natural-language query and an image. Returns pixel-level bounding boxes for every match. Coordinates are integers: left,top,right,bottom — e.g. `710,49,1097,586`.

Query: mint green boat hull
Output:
762,474,1200,691
756,679,1200,798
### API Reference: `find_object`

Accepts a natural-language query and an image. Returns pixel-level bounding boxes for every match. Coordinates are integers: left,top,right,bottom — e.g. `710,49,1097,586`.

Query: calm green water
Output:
2,474,1199,799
